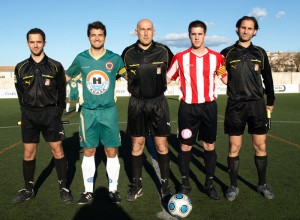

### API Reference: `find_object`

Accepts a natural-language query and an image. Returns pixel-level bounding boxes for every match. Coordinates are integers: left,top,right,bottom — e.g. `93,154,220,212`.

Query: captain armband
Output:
216,66,227,78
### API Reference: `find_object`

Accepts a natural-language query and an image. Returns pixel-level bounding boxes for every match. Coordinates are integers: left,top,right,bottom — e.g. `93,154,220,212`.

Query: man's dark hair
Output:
236,16,259,30
26,28,46,41
87,21,107,37
188,20,207,34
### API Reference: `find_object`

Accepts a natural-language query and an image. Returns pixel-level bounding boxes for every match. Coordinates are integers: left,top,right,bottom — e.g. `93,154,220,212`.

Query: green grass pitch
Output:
0,94,299,219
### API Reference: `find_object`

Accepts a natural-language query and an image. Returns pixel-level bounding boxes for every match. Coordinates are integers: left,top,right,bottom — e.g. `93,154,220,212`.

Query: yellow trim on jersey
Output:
129,64,140,67
229,60,241,63
251,59,261,63
23,75,34,79
42,75,54,78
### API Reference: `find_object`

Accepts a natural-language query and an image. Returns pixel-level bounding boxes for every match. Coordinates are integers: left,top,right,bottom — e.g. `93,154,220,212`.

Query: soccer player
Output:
220,16,275,201
66,78,81,113
66,21,127,205
13,28,73,204
122,19,174,202
166,20,227,200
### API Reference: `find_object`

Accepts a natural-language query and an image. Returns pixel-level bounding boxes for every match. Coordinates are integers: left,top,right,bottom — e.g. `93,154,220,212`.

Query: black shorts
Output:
21,106,65,143
178,100,217,145
127,95,171,137
224,98,267,135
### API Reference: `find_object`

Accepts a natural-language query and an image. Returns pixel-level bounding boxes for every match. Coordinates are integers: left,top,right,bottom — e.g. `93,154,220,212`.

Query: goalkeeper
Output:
66,78,81,113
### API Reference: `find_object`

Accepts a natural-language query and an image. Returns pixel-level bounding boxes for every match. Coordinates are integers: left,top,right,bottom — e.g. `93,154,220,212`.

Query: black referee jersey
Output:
121,40,173,99
14,55,66,109
221,41,275,106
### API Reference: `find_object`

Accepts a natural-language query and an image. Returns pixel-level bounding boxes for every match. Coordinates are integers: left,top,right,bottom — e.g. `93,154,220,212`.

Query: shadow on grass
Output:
167,135,255,197
63,132,81,188
34,132,81,194
118,130,163,195
73,186,132,220
34,157,55,194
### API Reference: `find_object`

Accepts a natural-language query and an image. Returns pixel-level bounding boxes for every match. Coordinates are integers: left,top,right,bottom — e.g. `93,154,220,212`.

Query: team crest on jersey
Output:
86,70,110,95
105,61,114,71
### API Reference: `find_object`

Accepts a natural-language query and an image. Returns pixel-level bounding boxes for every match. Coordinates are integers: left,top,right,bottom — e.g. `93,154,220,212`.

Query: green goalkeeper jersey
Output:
68,79,80,95
66,49,126,109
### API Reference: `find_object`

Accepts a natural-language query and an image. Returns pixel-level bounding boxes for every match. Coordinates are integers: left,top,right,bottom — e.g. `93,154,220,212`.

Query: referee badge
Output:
157,67,161,74
45,79,50,86
254,64,260,71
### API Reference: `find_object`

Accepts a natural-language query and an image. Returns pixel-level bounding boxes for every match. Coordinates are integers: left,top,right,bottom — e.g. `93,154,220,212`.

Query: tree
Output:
294,52,300,72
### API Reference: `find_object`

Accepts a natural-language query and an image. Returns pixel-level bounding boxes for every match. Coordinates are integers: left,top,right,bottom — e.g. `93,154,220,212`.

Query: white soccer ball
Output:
168,193,192,218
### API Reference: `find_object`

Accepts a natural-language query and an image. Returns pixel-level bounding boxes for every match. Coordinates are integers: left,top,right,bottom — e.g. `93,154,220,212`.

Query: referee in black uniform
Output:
220,16,275,201
12,28,72,204
122,19,174,202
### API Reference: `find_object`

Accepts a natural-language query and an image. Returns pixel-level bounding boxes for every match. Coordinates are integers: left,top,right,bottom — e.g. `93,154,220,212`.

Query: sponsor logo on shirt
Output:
86,70,110,95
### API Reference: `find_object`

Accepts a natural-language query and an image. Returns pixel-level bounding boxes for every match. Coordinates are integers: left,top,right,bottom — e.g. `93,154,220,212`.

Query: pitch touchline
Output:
0,141,22,155
267,134,300,148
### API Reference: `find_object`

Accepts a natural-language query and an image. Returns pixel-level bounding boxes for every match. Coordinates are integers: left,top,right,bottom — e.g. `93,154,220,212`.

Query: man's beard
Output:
91,44,104,50
31,49,44,57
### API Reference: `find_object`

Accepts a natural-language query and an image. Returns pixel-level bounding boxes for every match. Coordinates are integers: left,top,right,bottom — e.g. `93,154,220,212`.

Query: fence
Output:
1,70,299,98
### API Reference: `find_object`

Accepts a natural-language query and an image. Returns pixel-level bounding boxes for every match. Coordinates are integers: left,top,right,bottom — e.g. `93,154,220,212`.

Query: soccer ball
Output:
168,193,192,218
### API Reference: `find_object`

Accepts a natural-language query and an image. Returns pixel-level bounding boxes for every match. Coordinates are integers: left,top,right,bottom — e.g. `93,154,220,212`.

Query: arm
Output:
65,57,81,83
120,48,129,81
57,64,66,110
14,65,24,106
261,50,275,107
216,65,228,85
221,75,228,85
66,74,72,83
117,67,128,81
117,56,128,80
166,55,179,84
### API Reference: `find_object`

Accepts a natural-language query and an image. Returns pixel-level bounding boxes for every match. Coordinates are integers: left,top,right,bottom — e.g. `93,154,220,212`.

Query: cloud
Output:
157,33,231,49
276,11,286,18
205,21,215,27
249,7,267,20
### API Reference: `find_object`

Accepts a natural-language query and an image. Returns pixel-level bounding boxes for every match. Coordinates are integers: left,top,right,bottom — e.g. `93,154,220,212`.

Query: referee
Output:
122,19,174,202
13,28,72,204
220,16,275,201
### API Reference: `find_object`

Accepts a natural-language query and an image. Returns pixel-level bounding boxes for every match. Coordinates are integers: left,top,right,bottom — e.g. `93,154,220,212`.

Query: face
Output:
236,19,257,42
189,27,206,50
88,28,106,50
135,19,155,48
27,34,45,57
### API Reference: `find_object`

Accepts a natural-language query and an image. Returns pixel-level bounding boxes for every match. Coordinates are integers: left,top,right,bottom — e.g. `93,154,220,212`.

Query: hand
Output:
266,105,274,112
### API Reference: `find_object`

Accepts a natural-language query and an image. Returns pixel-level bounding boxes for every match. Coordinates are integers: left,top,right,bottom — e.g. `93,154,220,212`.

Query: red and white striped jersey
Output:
167,47,225,104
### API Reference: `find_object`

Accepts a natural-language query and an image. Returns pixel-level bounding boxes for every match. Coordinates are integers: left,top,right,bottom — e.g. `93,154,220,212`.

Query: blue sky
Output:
1,0,299,68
